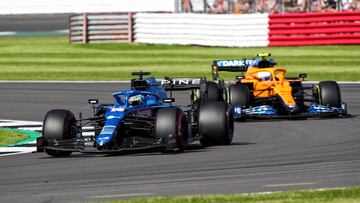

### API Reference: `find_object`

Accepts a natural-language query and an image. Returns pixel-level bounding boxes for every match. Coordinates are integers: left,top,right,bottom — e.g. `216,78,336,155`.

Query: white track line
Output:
18,127,42,131
0,147,36,157
0,119,42,127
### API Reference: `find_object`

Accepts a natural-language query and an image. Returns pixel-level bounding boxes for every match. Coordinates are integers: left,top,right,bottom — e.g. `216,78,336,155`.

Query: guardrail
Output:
134,13,269,47
69,13,133,43
269,11,360,46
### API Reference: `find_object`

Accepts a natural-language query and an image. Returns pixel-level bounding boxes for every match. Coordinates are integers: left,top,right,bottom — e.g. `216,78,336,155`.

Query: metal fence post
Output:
128,12,133,43
82,13,88,43
204,0,207,13
68,15,72,44
280,0,284,13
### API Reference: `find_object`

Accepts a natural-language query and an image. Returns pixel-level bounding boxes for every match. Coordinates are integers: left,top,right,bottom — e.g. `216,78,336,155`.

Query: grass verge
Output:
99,187,360,203
0,128,29,146
0,36,359,81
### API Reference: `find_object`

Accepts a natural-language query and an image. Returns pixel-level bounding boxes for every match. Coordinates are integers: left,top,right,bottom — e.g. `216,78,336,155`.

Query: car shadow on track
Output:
37,142,256,159
235,114,356,123
230,142,256,146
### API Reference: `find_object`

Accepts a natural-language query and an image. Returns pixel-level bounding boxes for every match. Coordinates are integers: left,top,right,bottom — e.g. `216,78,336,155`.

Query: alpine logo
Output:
160,78,201,85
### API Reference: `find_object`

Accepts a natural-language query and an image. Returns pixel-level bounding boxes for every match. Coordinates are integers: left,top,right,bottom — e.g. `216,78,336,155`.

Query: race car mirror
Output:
212,65,218,80
299,73,307,80
236,75,245,80
131,71,151,80
163,98,175,103
88,99,99,104
256,53,271,57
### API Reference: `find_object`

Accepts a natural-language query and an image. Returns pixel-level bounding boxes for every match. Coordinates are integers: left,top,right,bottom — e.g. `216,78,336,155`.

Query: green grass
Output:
0,128,29,146
99,187,360,203
0,36,359,81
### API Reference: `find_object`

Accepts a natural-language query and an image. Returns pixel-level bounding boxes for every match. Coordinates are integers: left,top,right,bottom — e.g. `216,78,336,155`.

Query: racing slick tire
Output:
206,82,221,101
227,84,250,108
199,101,234,146
316,81,341,108
43,109,76,157
155,108,187,152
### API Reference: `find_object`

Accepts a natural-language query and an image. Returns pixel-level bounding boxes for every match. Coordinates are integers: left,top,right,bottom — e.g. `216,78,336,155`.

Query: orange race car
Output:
207,53,348,119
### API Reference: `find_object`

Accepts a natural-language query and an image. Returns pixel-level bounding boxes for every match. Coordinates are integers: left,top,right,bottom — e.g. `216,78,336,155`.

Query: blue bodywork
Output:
95,77,169,147
307,103,347,115
233,103,347,119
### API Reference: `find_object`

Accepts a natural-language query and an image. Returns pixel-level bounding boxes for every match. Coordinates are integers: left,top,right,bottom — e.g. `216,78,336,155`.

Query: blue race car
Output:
37,72,234,157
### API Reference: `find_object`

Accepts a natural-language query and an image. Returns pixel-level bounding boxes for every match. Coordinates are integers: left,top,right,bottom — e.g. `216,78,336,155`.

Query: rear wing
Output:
212,59,254,80
156,77,206,91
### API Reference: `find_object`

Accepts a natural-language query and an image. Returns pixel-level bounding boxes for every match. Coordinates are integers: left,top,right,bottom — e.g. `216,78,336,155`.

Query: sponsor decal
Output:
160,78,201,86
106,115,122,119
98,136,110,141
100,126,116,135
111,107,125,112
234,107,242,114
136,109,154,117
216,60,254,67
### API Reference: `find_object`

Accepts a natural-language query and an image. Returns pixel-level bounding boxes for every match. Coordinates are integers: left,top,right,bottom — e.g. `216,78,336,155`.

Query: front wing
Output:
232,103,348,120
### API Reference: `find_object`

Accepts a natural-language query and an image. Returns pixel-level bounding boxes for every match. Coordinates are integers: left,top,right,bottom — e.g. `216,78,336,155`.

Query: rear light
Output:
36,137,45,152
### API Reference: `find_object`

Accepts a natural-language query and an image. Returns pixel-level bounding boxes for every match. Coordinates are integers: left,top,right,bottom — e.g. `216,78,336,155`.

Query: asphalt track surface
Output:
0,14,69,32
0,83,359,203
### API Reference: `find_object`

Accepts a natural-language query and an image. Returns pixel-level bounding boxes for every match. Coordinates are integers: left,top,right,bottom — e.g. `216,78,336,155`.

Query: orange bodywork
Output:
236,66,301,107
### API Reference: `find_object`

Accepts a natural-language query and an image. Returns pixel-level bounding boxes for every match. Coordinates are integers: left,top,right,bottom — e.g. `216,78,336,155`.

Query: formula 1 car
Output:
37,72,234,157
207,53,347,119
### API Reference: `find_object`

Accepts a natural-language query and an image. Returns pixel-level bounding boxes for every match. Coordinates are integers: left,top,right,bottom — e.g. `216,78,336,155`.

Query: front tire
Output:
199,102,234,146
155,108,187,152
43,109,76,157
315,81,341,107
227,84,250,108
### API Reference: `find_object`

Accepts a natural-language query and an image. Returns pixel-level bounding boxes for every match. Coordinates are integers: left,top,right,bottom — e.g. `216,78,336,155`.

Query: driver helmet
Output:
257,71,271,81
128,94,145,106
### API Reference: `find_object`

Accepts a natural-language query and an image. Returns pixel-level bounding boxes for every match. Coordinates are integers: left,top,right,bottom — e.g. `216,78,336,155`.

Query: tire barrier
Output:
69,11,360,46
134,13,269,47
269,11,360,46
69,13,133,44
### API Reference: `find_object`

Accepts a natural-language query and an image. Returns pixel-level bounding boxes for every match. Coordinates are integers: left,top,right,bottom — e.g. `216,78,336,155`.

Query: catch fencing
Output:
69,13,133,43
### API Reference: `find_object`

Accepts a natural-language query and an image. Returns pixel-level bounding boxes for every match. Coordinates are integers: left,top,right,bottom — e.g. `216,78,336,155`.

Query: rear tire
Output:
316,81,341,107
206,82,221,101
199,102,234,146
155,108,187,152
227,84,250,108
43,109,76,157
